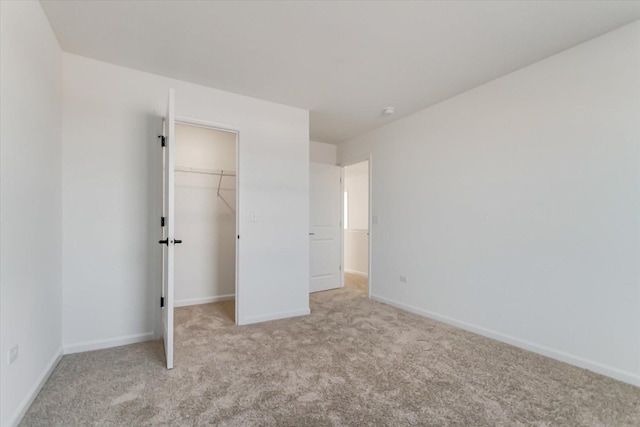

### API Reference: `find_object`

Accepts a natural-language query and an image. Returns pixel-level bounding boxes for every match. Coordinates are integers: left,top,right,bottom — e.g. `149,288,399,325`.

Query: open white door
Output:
161,89,176,369
310,162,342,293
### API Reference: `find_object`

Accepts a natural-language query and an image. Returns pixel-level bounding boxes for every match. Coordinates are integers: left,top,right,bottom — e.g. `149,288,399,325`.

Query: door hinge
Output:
160,297,165,308
158,135,166,147
161,216,165,227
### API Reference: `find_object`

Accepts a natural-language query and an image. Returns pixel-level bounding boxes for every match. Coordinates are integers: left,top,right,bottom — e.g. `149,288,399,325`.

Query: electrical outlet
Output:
400,275,408,284
9,345,18,364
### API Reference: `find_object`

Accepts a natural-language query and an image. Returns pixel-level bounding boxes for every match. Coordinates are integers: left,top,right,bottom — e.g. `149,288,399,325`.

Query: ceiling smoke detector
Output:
382,107,396,116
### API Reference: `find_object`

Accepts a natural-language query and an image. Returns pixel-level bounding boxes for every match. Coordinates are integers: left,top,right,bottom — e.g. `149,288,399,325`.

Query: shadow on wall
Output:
215,181,236,297
147,114,164,338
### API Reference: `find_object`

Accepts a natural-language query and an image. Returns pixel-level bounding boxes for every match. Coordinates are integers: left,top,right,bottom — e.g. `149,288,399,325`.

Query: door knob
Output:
159,239,182,245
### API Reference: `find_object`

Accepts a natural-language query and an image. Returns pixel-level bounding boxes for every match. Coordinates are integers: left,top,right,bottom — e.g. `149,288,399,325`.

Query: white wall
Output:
310,140,337,165
344,161,369,276
62,53,309,352
0,2,63,426
338,22,640,386
344,161,369,230
344,231,368,277
174,124,236,306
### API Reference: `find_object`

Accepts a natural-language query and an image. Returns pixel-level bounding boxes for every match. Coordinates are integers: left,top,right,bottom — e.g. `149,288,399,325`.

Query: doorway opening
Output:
342,160,369,296
173,122,238,325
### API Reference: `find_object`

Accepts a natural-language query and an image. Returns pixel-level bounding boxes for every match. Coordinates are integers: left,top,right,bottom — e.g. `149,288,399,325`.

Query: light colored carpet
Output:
344,272,367,295
21,282,640,426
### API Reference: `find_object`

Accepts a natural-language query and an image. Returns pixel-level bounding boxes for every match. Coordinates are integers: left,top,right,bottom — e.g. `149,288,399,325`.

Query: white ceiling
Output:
41,1,640,144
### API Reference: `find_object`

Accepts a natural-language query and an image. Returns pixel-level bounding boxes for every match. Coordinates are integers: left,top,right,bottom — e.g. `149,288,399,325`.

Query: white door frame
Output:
339,154,373,299
174,115,241,324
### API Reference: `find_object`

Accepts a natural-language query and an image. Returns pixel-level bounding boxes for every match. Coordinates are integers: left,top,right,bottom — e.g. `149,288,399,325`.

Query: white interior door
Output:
161,89,176,369
310,162,342,293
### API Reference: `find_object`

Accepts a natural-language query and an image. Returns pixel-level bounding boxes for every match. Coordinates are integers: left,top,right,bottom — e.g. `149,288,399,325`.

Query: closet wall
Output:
310,140,337,165
174,123,236,306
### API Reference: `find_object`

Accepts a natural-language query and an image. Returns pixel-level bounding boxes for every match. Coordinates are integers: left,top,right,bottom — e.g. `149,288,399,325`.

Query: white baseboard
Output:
174,294,235,308
63,332,155,355
8,347,62,427
344,269,368,278
240,307,310,326
370,294,640,388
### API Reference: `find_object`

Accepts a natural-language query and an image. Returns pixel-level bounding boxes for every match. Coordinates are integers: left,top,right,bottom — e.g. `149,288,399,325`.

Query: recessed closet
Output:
173,123,237,318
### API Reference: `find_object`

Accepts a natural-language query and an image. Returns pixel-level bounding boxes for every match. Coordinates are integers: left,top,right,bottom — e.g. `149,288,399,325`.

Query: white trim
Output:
370,294,640,387
239,307,311,326
8,348,62,427
63,332,154,355
367,156,372,300
344,268,368,278
340,167,345,288
174,294,235,307
235,124,240,327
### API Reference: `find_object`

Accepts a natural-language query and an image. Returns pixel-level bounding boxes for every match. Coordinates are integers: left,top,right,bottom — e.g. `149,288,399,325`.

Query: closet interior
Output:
173,122,237,322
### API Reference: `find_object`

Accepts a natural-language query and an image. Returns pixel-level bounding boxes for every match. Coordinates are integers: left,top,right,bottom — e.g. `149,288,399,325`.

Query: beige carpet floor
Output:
344,272,367,295
21,282,640,426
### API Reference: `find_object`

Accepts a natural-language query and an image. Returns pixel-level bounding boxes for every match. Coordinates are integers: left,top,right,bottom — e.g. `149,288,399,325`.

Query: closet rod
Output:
175,165,236,177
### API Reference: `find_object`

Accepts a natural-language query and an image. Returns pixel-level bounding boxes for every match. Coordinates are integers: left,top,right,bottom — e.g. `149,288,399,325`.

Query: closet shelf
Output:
175,166,236,177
